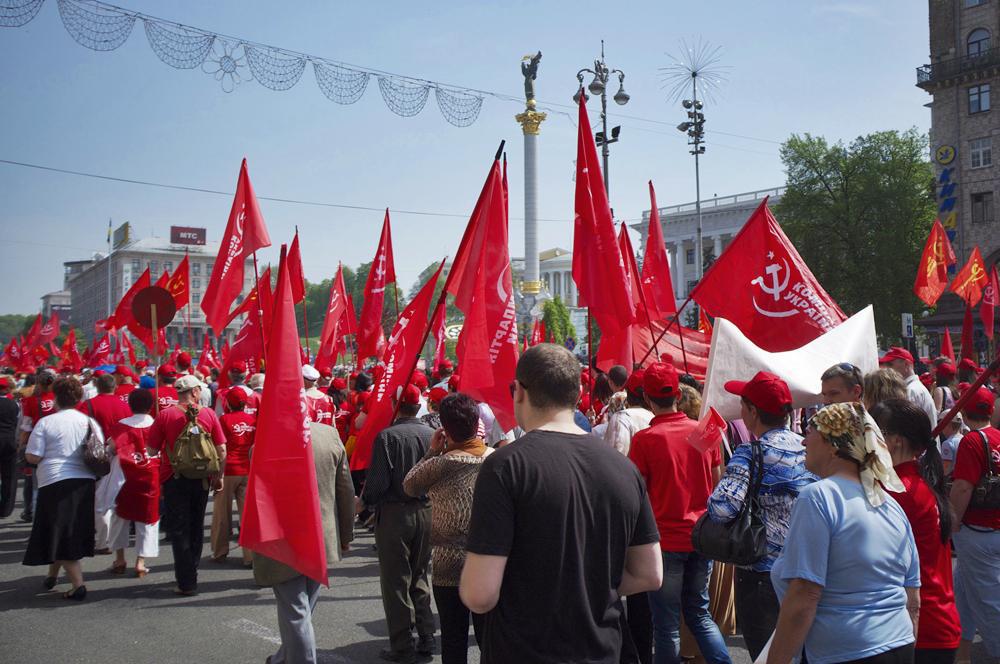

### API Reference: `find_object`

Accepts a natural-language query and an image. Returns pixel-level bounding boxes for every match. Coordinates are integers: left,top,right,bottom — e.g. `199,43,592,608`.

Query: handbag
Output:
81,403,111,478
691,440,767,566
969,430,1000,510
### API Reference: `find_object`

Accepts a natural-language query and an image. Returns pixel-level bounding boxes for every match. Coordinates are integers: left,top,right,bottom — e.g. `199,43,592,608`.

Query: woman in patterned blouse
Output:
403,393,493,664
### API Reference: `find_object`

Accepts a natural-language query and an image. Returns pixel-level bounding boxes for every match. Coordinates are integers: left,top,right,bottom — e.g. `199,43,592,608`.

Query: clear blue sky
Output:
0,0,930,316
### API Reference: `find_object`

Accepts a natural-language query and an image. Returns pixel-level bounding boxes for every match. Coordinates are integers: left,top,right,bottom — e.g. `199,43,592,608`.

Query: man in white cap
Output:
303,365,334,426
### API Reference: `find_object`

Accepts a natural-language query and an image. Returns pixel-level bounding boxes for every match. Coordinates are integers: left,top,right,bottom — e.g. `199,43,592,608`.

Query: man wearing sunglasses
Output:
820,363,864,405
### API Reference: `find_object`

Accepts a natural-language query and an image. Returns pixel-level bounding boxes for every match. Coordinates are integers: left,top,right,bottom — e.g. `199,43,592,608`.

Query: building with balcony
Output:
915,0,999,353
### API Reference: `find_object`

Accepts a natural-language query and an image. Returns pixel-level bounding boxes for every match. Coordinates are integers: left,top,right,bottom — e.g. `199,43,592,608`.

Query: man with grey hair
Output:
879,347,936,423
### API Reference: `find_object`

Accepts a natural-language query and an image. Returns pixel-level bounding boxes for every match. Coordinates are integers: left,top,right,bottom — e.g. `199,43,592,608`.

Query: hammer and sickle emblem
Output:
751,260,791,302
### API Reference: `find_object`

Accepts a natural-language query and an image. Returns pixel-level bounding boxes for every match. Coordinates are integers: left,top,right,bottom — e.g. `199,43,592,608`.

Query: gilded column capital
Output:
516,108,548,136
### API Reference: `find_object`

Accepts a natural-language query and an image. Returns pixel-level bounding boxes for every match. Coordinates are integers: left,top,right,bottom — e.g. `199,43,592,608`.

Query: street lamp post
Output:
675,89,706,282
573,40,630,198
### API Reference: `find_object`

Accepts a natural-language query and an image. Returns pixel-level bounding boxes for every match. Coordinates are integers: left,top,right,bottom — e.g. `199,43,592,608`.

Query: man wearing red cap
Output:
880,347,936,424
707,371,815,660
949,386,1000,658
932,363,957,413
957,358,980,384
433,360,454,391
628,362,730,664
210,388,256,566
114,366,137,405
361,383,436,662
303,365,334,426
155,364,180,413
604,369,653,457
214,361,253,416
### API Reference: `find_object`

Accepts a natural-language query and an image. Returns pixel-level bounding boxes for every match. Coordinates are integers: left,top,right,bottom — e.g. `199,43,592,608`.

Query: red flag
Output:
597,224,640,370
126,270,167,356
202,158,272,335
941,327,955,362
689,199,846,352
571,94,635,337
448,157,519,431
60,328,82,372
981,265,998,340
687,407,728,453
961,304,976,362
197,334,220,370
642,181,678,319
352,260,445,471
951,246,989,307
913,219,957,307
91,334,112,365
220,340,231,363
356,210,397,361
34,312,60,348
529,319,546,347
4,337,23,370
287,231,306,304
119,332,137,366
315,264,350,374
109,340,125,365
240,245,327,586
22,314,42,350
165,255,191,309
698,309,714,336
94,318,113,334
31,345,49,367
217,274,268,389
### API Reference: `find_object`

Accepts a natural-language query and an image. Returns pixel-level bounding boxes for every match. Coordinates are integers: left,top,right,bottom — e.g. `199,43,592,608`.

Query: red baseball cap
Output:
428,387,449,404
879,347,914,365
331,377,347,391
176,352,192,369
411,371,429,390
397,383,421,405
438,359,453,371
643,362,679,399
725,371,792,416
320,368,333,379
962,387,995,419
958,358,980,372
936,363,956,379
448,374,460,391
157,364,176,378
919,372,934,387
226,388,248,408
229,360,248,375
0,377,12,390
625,369,645,394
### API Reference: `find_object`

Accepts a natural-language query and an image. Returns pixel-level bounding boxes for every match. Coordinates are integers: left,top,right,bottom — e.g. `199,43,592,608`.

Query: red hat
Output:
448,374,460,391
958,381,972,395
643,362,679,399
411,371,429,390
350,371,359,381
134,360,148,370
958,358,980,372
229,360,248,375
919,372,934,387
157,364,176,378
725,371,792,416
0,377,12,390
428,387,449,404
320,368,332,379
936,363,956,379
115,365,131,378
962,386,995,419
625,369,645,394
176,351,192,369
879,347,914,365
226,388,248,409
397,383,421,405
578,393,591,413
331,377,347,391
438,359,453,371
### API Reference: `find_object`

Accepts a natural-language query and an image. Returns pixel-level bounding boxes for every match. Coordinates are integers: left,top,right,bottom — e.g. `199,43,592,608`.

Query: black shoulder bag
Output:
691,441,767,566
81,401,111,478
969,430,1000,510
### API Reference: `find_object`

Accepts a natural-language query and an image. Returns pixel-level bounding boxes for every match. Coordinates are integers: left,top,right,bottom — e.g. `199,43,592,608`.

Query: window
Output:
971,191,995,224
969,84,990,113
131,258,140,271
687,280,698,296
966,0,986,7
968,28,991,57
971,137,992,168
193,262,201,276
686,248,695,265
193,293,201,304
206,261,214,273
193,278,201,289
149,261,158,275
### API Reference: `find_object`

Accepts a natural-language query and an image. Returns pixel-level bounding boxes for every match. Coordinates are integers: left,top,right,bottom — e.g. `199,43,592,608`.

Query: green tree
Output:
0,314,35,344
775,130,936,343
542,297,575,345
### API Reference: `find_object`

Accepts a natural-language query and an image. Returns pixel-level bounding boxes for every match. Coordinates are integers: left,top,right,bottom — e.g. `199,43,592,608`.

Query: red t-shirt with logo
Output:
220,411,255,476
628,411,722,551
21,391,56,425
155,386,179,413
78,393,131,439
953,426,1000,530
304,391,334,426
114,383,136,405
147,404,226,483
886,461,960,649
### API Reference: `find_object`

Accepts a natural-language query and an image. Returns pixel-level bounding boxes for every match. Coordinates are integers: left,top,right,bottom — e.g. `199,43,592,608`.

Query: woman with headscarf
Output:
870,399,960,664
767,402,920,664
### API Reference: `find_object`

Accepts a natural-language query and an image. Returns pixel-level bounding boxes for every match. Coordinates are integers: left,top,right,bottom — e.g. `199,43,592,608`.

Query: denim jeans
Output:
647,550,731,664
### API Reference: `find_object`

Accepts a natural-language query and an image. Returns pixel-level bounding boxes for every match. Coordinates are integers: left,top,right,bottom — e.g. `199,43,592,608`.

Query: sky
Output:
0,0,931,316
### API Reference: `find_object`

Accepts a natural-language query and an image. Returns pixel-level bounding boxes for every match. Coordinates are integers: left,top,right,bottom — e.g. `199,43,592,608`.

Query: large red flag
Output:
315,264,350,374
642,181,678,319
356,210,397,362
961,304,976,361
981,265,998,340
22,314,42,350
951,246,989,307
449,158,519,430
217,274,268,389
34,312,60,349
202,158,272,335
4,337,22,369
287,231,306,305
60,328,82,372
165,255,191,309
689,199,846,352
941,327,955,362
119,331,137,366
114,268,151,343
571,94,635,338
597,224,641,370
913,219,957,307
240,245,327,586
197,334,221,370
352,261,445,471
91,333,112,365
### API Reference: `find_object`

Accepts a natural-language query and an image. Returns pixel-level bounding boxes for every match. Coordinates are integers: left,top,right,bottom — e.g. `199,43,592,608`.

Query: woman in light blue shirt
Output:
767,402,920,664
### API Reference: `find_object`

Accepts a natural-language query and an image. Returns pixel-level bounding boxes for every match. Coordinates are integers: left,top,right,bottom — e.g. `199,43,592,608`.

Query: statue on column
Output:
521,51,542,104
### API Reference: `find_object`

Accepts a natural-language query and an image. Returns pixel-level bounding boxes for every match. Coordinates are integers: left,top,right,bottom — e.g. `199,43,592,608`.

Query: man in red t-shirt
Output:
155,364,180,414
628,362,727,663
17,371,57,523
147,375,226,595
949,386,1000,658
303,365,334,426
114,366,137,405
210,389,256,566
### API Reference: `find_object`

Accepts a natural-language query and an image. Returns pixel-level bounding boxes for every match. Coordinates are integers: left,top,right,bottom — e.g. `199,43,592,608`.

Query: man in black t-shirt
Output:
460,344,662,663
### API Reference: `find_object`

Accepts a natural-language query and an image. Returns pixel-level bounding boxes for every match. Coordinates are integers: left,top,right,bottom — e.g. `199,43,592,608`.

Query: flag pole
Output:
676,307,691,374
932,350,1000,437
295,227,311,358
252,252,268,367
635,293,696,367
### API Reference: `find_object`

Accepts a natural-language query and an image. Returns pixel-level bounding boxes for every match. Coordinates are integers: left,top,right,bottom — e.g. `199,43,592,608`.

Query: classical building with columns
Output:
631,187,784,310
512,248,587,338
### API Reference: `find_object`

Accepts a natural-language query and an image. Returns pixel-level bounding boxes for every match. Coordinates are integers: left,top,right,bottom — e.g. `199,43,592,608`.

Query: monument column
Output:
516,52,546,298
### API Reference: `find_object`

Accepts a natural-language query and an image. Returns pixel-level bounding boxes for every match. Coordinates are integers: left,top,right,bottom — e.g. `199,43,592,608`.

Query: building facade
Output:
512,248,587,339
915,0,999,349
67,228,252,351
632,187,784,310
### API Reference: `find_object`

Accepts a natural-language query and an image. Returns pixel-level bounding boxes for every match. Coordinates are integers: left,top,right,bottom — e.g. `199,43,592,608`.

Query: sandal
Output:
63,585,87,601
108,561,127,575
42,576,57,590
134,567,149,578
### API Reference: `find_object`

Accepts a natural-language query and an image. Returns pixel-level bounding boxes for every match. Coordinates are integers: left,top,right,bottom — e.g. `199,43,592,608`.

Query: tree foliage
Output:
542,297,575,345
0,314,35,344
775,130,936,342
296,263,402,349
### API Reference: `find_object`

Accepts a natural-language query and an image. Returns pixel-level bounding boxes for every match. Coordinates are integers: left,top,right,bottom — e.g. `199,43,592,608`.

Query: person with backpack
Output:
147,374,226,596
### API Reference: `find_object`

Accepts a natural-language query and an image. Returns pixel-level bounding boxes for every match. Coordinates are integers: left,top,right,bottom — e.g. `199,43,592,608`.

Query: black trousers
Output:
913,648,956,664
734,567,780,661
843,643,915,663
0,443,17,518
624,592,652,664
432,584,483,664
162,477,209,592
22,469,34,516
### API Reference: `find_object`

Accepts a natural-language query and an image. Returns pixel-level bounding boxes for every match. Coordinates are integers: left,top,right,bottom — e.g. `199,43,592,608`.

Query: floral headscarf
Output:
810,402,904,507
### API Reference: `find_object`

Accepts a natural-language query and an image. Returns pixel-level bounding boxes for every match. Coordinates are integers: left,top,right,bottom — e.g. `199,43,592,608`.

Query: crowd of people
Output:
1,342,999,664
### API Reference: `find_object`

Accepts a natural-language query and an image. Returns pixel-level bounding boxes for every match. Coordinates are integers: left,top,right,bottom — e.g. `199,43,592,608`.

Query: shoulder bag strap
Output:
738,441,765,519
979,430,996,478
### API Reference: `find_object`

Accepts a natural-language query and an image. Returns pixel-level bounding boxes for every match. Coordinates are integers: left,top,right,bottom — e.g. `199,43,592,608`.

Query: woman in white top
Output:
22,377,101,600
